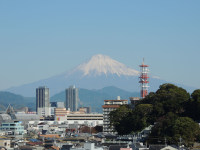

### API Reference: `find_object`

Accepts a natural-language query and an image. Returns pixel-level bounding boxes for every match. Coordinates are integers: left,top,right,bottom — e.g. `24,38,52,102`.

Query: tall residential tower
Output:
102,96,128,133
36,86,50,117
66,85,79,112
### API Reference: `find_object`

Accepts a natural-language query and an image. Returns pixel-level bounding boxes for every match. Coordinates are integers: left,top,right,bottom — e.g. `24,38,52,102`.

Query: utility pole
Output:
179,136,182,150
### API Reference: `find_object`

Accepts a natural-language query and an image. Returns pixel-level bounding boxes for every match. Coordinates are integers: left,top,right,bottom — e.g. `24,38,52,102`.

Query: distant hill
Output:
51,86,139,112
0,86,139,113
0,91,35,111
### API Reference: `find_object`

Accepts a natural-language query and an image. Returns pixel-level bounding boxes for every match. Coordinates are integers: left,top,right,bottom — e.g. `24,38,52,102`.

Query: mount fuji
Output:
6,54,193,97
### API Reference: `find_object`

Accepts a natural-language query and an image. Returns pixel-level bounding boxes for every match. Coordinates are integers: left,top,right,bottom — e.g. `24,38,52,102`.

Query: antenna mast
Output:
139,58,149,98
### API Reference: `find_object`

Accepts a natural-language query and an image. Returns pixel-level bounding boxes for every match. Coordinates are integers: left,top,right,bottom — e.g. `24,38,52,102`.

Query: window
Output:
2,124,9,126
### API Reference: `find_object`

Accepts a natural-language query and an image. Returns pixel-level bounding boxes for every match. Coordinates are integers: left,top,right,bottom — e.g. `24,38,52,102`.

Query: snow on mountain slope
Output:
72,54,139,77
6,54,196,97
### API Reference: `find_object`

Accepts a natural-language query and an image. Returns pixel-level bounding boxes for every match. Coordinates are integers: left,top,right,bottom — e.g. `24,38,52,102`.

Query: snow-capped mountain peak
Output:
75,54,139,76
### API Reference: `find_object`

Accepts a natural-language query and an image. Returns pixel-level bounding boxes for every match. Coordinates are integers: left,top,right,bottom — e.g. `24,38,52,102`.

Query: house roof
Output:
109,145,127,150
104,100,128,102
160,146,178,150
102,105,120,108
19,146,33,150
51,146,60,150
27,142,43,146
40,134,60,138
149,145,166,150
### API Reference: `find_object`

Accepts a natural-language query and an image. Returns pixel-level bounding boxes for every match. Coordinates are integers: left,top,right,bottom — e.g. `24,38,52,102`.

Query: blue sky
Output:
0,0,200,90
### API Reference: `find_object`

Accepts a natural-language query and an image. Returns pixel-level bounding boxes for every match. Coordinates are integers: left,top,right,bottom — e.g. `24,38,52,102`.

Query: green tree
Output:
184,89,200,121
154,84,190,114
140,84,190,123
148,112,178,144
172,117,200,146
131,104,153,132
109,105,132,135
191,89,200,101
109,83,200,145
148,115,200,146
109,104,153,134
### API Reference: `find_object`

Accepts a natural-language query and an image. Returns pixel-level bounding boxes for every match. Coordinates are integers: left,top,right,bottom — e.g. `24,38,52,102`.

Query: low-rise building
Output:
54,108,103,126
79,107,91,114
0,139,11,149
0,121,25,135
54,108,69,121
70,143,103,150
50,102,65,115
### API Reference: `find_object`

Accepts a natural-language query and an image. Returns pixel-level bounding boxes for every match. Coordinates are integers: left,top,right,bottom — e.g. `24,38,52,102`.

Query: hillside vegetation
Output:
110,83,200,146
0,91,35,111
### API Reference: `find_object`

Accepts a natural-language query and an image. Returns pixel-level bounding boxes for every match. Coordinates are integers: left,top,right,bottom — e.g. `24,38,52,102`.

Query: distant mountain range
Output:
6,54,196,97
0,86,139,113
51,86,139,112
0,91,35,111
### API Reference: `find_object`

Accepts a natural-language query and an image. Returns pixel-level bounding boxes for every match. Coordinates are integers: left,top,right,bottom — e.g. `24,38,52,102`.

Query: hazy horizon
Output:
0,1,200,90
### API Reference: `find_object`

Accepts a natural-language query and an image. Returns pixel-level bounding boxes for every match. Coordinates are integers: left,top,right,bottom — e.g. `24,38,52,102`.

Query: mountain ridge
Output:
0,91,35,111
0,86,140,113
6,54,196,97
51,86,139,112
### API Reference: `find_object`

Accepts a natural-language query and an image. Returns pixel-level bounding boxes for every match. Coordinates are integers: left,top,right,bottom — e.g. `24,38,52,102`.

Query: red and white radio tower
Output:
139,59,149,98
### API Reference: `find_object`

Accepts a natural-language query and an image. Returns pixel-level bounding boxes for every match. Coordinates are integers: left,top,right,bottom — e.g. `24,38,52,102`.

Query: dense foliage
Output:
109,105,133,135
109,83,200,146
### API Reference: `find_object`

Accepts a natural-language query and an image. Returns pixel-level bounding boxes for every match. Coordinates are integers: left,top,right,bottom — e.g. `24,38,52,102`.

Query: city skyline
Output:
0,1,200,90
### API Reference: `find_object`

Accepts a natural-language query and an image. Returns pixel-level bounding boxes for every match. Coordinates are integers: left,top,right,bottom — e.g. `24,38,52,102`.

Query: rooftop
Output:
102,105,121,108
104,100,128,102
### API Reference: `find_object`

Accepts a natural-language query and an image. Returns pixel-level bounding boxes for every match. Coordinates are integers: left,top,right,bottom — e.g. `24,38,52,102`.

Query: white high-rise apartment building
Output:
36,86,50,117
102,96,128,133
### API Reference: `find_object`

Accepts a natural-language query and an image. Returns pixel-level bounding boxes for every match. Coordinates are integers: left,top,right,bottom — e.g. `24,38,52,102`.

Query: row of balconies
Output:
0,127,24,130
104,101,128,105
103,109,115,112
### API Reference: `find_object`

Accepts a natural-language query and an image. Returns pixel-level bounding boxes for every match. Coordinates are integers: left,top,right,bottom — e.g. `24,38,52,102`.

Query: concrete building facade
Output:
102,97,128,133
66,85,79,112
50,102,65,115
36,86,50,117
0,121,25,135
54,108,103,126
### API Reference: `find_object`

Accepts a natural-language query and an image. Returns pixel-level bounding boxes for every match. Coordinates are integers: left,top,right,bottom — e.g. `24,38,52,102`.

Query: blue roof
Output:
29,139,40,142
